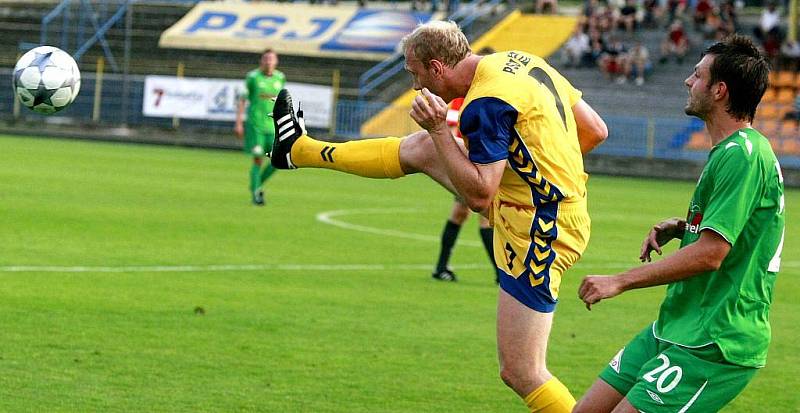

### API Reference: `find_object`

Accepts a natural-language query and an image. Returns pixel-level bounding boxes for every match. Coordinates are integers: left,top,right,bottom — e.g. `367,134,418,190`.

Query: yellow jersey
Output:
459,51,590,312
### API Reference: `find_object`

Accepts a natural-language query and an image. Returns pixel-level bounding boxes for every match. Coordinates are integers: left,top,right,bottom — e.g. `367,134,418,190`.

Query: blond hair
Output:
401,21,471,68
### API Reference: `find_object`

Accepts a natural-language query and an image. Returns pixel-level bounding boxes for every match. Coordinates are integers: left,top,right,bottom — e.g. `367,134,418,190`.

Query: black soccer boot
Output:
269,88,305,169
431,268,458,282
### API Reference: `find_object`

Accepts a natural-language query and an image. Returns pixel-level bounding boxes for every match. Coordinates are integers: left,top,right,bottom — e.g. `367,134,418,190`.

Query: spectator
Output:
535,0,558,13
599,36,628,83
587,28,607,65
595,4,617,33
779,39,800,70
693,0,714,31
563,26,591,67
719,0,738,33
762,32,782,68
660,20,689,64
754,2,782,44
642,0,662,29
666,0,687,26
700,10,723,40
618,0,639,33
583,0,599,19
625,40,652,85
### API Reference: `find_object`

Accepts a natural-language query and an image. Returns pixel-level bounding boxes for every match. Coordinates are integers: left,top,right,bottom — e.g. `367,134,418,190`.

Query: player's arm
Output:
578,229,730,309
640,217,686,262
235,76,252,139
411,88,504,213
234,97,246,138
572,98,608,155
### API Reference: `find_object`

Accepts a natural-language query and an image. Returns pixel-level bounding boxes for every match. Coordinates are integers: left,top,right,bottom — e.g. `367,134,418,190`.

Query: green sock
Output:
260,163,276,184
250,164,261,192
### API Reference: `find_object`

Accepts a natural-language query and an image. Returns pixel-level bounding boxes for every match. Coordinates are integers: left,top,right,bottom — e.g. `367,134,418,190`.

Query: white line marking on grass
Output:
0,261,796,274
315,208,483,247
0,263,489,273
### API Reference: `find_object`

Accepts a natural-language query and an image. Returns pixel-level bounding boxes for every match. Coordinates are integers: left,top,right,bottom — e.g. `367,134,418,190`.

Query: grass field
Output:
0,134,797,412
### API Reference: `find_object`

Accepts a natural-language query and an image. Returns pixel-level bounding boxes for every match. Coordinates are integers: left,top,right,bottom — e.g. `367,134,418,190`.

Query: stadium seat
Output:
686,131,710,150
776,88,795,104
757,103,780,120
756,119,779,135
768,136,783,153
779,119,799,138
773,71,796,89
780,137,800,155
761,88,777,103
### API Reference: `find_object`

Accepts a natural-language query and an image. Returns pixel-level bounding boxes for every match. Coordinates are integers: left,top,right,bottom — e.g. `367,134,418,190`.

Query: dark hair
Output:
703,34,769,122
262,48,276,55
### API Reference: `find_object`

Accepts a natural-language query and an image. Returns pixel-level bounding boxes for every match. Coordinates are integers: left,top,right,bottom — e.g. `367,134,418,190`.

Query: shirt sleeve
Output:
459,97,518,164
567,85,582,107
699,144,761,244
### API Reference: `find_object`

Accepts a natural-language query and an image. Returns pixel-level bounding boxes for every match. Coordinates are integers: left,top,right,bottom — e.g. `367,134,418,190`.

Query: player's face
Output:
404,49,447,98
684,55,714,119
261,52,278,72
404,51,430,91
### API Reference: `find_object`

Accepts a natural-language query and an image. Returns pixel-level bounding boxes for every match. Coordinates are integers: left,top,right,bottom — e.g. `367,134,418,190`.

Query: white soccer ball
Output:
13,46,81,114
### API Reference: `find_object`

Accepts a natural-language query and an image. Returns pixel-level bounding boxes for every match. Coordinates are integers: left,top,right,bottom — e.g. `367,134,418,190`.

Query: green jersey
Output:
654,128,785,368
243,69,286,132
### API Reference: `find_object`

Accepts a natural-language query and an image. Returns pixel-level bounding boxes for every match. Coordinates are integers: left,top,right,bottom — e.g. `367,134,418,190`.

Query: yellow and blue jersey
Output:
460,51,591,312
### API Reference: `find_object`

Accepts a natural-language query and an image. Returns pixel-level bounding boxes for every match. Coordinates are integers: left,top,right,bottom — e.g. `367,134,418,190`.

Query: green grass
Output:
0,134,797,412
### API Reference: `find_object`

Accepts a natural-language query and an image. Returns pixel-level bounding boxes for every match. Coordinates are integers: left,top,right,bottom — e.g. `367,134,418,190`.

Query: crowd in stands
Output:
561,0,799,86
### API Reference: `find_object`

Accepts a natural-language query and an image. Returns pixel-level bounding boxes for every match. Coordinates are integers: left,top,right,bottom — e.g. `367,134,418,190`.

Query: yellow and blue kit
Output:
460,51,591,312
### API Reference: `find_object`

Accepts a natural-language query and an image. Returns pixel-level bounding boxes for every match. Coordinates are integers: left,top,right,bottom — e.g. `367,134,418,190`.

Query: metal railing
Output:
2,68,799,169
25,0,133,73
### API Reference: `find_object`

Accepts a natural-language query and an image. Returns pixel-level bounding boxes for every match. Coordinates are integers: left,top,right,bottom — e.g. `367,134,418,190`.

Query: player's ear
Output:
713,81,728,101
429,59,445,77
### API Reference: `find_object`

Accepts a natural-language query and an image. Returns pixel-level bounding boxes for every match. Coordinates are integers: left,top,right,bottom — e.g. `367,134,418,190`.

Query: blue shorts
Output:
495,198,590,312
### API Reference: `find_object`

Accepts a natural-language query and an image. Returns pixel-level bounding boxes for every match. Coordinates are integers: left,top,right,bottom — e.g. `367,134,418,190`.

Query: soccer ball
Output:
13,46,81,114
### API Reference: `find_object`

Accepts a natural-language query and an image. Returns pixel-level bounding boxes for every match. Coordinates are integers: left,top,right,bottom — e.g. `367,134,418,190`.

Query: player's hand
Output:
639,218,686,262
578,275,624,310
234,123,244,139
410,88,449,135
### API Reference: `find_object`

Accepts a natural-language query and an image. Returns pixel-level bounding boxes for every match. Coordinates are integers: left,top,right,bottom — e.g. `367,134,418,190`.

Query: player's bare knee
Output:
499,365,534,394
499,360,551,394
399,131,435,174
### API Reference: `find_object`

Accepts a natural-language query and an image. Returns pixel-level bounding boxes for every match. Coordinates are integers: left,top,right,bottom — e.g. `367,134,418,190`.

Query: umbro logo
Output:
646,389,664,404
609,347,624,373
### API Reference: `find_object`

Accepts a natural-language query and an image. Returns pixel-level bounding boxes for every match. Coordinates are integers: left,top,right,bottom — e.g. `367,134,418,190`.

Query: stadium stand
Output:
0,0,798,180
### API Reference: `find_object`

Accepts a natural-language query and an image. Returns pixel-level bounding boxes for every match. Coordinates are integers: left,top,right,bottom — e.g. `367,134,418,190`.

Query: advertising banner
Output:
159,1,441,59
143,76,332,128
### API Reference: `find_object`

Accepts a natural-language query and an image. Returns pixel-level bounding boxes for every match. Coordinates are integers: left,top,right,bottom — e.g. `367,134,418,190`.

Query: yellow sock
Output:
289,135,405,178
523,377,576,413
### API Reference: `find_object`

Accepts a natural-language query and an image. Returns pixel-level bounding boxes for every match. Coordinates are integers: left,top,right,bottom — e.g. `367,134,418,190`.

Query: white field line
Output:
2,208,795,274
1,261,796,274
0,263,486,273
315,208,483,247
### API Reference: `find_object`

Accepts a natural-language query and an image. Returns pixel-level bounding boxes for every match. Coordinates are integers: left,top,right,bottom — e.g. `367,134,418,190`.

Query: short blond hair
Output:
401,20,471,68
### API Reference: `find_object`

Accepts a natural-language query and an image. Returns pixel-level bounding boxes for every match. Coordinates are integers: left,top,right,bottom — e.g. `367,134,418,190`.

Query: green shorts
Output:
599,323,758,412
243,122,275,156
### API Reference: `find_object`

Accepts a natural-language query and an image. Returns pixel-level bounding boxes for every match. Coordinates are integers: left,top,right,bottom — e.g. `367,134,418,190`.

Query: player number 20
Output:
642,354,683,393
